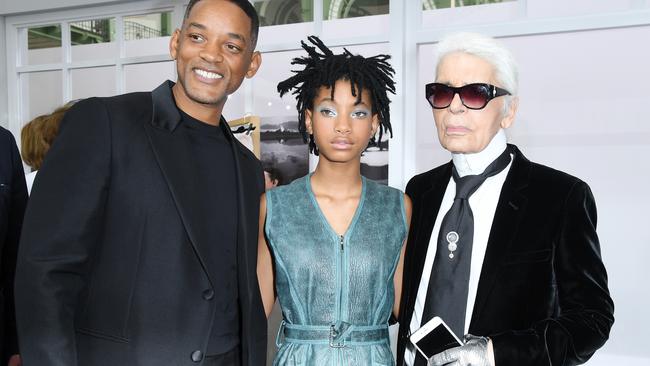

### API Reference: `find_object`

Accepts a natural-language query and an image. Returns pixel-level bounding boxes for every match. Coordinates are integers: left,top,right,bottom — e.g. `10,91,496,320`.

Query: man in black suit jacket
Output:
0,127,27,366
397,32,614,366
15,1,265,365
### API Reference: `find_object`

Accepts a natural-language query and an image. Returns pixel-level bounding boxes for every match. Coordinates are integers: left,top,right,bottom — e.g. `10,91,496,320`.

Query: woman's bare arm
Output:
393,193,413,318
257,193,276,317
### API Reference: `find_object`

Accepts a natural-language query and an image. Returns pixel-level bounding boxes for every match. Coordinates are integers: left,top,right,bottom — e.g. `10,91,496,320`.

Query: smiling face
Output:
305,79,379,165
433,52,517,154
170,0,261,115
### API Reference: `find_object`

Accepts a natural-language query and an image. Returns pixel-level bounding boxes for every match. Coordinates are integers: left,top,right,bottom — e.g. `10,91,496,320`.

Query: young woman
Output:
257,36,411,365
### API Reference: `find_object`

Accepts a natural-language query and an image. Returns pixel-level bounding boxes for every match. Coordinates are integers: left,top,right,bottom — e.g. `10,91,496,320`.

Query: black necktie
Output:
414,148,511,366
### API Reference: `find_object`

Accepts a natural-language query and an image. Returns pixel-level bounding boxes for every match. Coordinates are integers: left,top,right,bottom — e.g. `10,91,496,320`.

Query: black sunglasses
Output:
425,82,511,110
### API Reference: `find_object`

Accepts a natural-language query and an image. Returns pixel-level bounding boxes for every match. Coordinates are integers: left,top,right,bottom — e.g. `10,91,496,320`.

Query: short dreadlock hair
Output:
277,36,395,155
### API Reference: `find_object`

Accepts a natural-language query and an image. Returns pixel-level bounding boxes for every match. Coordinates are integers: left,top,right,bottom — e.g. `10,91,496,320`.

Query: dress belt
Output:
276,321,389,348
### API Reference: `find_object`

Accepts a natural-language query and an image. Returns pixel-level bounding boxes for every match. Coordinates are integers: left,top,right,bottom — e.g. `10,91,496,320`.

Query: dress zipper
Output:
338,234,345,365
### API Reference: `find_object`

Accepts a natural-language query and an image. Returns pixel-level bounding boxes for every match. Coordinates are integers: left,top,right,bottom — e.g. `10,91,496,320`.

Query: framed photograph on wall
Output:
229,115,261,158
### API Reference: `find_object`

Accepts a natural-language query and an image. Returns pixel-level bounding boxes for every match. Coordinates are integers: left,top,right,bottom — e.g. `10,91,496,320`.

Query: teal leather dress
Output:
265,175,407,365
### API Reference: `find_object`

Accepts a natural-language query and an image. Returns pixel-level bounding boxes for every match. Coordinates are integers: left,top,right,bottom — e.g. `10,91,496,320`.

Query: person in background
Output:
263,165,282,190
0,126,28,366
19,114,46,193
257,36,411,365
15,1,265,365
21,104,71,194
396,32,614,366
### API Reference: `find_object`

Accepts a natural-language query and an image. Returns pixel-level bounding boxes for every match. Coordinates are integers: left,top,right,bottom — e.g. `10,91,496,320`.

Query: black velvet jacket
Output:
396,144,614,366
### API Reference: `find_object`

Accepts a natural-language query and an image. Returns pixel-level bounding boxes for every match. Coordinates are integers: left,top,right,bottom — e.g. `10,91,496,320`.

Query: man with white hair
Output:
396,32,614,366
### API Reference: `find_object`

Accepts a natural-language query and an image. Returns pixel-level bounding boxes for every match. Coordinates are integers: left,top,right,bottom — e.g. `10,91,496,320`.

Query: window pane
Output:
71,67,116,100
527,0,633,19
124,12,173,57
258,22,314,46
124,12,172,40
124,36,171,58
422,0,515,10
422,0,519,28
21,71,63,121
24,25,62,65
70,18,117,62
322,12,388,38
124,62,175,93
325,0,389,20
253,0,313,26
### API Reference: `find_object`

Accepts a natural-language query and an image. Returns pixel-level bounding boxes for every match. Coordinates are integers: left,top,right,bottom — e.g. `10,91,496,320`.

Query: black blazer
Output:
397,144,614,366
15,81,266,366
0,127,28,364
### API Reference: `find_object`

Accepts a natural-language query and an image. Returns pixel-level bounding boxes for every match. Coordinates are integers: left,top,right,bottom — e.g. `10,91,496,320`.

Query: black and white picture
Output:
260,115,309,186
361,132,389,185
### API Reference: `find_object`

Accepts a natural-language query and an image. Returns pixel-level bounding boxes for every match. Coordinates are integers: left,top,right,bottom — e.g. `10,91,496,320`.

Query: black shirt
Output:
179,110,239,355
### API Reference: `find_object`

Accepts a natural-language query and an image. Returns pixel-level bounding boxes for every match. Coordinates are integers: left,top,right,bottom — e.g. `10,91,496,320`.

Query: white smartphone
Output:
410,316,463,359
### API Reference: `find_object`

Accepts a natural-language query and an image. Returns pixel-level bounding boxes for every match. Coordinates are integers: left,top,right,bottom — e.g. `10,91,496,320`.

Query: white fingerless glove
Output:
427,334,491,366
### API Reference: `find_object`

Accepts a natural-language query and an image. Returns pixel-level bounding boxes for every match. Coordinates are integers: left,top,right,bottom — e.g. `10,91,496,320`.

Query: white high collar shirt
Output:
404,130,512,365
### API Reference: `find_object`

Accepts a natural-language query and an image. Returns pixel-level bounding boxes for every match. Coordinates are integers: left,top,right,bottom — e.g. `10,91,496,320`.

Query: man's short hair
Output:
435,32,518,113
183,0,260,48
